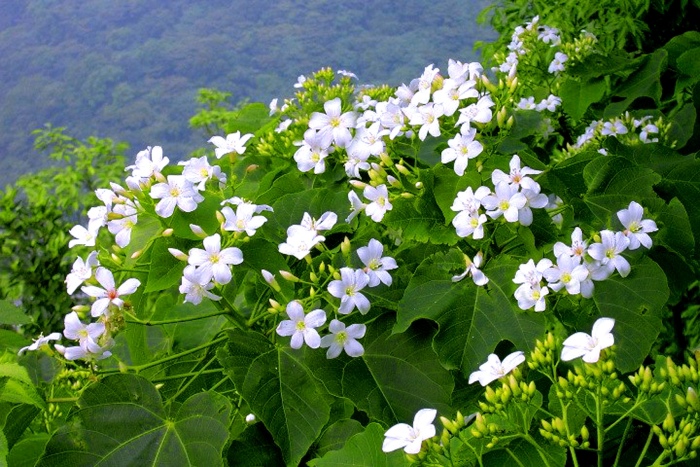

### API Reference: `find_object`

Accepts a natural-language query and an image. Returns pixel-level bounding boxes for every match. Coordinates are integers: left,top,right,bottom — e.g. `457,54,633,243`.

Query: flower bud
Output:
168,248,189,261
349,179,367,189
246,164,259,173
581,425,589,441
395,164,411,176
190,224,208,238
110,253,122,265
161,228,174,237
341,236,351,256
245,413,256,424
663,413,675,432
279,270,299,282
130,249,143,260
379,152,393,167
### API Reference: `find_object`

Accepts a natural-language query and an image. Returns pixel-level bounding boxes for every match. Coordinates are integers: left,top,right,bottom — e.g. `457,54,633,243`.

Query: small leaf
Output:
0,301,31,326
560,77,607,121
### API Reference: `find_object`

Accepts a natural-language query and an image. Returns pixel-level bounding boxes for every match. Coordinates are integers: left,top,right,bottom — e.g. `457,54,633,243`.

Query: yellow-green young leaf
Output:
38,374,231,467
307,423,410,467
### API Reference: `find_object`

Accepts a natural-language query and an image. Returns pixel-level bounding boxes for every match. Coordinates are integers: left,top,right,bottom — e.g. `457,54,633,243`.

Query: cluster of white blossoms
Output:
275,237,397,359
572,112,664,154
514,201,658,311
278,211,337,260
498,16,566,78
451,154,549,240
282,58,494,224
31,253,142,360
30,131,260,361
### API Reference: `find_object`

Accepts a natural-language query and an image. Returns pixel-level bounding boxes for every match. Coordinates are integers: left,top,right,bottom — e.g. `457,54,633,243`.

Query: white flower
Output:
275,301,327,349
536,94,562,112
81,267,141,317
548,52,568,74
617,201,657,250
561,317,615,363
543,254,590,295
407,103,444,140
441,127,483,176
18,332,61,355
346,191,366,223
66,251,99,294
68,224,99,248
107,202,138,248
456,95,494,131
320,319,366,359
382,408,437,454
150,175,203,218
513,258,553,286
514,282,549,311
293,129,333,173
208,131,254,159
364,184,392,222
300,211,337,233
357,239,398,287
517,97,536,110
553,227,588,262
187,234,243,285
278,225,325,260
468,351,525,386
180,156,226,190
221,202,269,236
62,311,105,353
452,251,489,286
588,230,631,278
328,267,371,314
481,182,527,223
126,146,169,179
308,97,358,148
491,155,542,191
179,265,221,305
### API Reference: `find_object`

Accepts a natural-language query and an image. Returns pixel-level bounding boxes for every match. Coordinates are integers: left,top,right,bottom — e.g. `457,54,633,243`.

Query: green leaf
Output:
482,433,566,466
663,31,700,69
657,159,700,254
0,403,40,449
341,314,453,424
383,170,459,245
583,156,661,224
396,251,544,376
0,300,31,325
218,329,331,466
39,374,231,467
593,257,669,372
307,422,410,467
6,433,50,467
604,49,667,118
0,365,44,409
314,418,364,457
170,195,223,240
227,423,285,466
144,236,189,293
560,77,607,121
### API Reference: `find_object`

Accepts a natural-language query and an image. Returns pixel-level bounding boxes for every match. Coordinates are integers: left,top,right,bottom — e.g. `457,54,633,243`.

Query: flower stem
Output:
597,386,605,467
634,427,655,467
613,418,633,466
124,309,230,326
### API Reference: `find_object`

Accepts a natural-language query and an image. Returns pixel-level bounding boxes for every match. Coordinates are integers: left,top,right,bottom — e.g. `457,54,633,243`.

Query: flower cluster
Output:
568,112,668,157
513,201,657,311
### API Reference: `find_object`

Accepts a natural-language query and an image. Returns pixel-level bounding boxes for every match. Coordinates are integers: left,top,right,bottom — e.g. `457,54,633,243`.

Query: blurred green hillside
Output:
0,0,494,186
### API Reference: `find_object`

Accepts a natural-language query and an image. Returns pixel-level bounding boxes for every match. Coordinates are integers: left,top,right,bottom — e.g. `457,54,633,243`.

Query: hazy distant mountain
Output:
0,0,495,186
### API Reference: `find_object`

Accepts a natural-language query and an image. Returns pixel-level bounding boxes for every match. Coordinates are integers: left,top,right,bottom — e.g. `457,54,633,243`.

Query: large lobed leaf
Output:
218,329,331,467
395,250,544,377
38,374,231,467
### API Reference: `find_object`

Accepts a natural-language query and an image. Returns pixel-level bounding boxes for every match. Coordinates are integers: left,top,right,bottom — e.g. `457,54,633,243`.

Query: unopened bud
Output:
130,249,143,259
279,270,299,282
168,248,189,261
349,180,368,189
395,164,411,176
380,152,393,167
110,253,122,265
245,413,256,424
415,181,423,189
190,224,208,238
341,236,351,256
162,228,174,237
246,164,259,173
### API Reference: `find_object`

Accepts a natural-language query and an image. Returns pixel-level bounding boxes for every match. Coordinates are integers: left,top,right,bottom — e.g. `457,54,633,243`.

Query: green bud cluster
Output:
478,370,536,414
629,365,666,395
527,332,557,371
653,413,700,461
539,417,589,449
